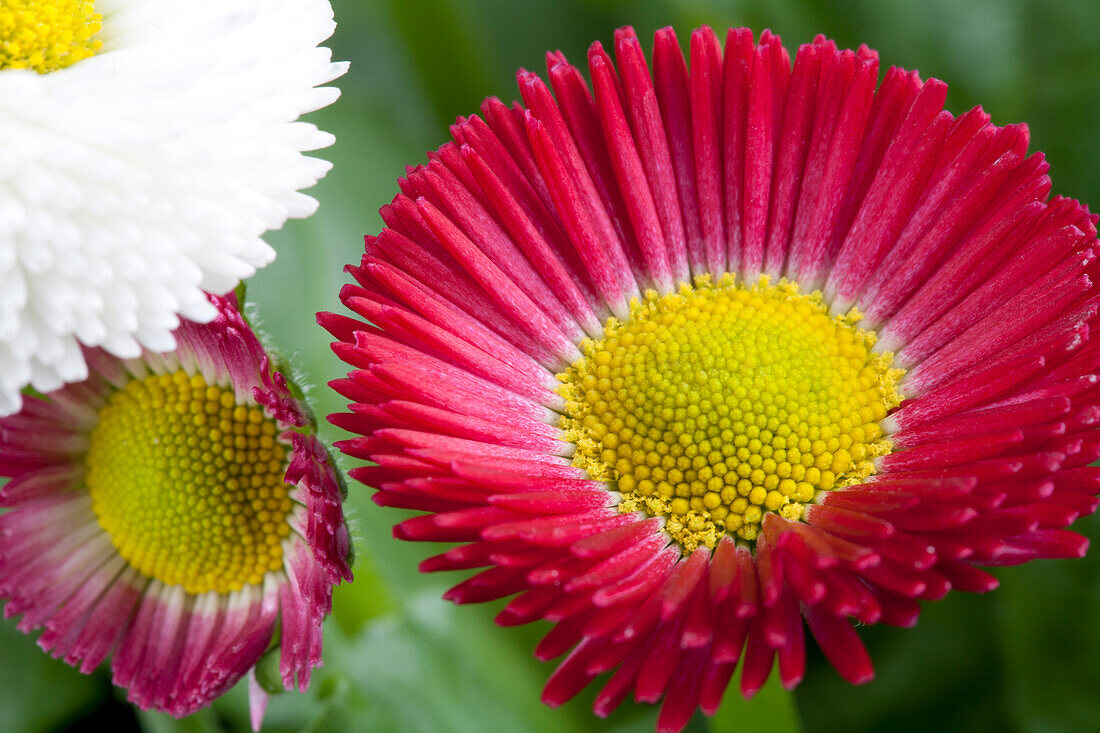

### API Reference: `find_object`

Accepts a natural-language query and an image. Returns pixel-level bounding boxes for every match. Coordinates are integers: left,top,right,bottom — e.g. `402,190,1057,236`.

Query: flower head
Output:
0,293,352,723
0,0,347,414
324,25,1100,732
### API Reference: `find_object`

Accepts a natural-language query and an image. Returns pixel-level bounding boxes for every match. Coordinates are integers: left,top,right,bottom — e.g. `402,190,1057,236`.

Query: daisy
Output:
0,293,352,725
323,25,1100,733
0,0,346,415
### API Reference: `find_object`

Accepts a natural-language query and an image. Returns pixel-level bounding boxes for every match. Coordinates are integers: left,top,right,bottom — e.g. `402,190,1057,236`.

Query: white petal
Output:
0,0,345,414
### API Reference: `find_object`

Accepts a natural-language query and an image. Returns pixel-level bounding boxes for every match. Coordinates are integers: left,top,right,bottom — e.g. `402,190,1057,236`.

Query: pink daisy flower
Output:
0,293,352,726
323,25,1099,732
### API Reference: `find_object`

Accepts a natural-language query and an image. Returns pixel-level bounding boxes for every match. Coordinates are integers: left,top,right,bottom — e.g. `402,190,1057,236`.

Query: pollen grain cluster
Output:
0,0,102,73
557,276,903,552
86,371,294,594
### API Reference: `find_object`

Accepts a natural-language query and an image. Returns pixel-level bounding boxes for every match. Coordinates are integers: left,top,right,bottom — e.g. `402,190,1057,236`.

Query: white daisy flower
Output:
0,0,347,415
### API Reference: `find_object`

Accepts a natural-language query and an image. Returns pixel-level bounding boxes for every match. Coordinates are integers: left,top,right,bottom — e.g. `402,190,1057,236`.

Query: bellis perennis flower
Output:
323,24,1100,733
0,294,352,725
0,0,346,415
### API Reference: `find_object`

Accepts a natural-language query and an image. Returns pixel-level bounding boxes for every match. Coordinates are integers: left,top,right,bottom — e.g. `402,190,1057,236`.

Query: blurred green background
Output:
4,0,1100,731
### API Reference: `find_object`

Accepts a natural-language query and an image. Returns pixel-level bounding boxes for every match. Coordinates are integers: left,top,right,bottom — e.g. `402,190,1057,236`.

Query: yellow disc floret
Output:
557,275,904,553
86,371,295,594
0,0,102,73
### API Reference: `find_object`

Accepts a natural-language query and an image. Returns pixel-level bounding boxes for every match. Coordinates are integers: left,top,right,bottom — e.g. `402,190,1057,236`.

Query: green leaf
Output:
995,513,1100,733
330,553,397,636
0,621,104,732
712,670,800,733
138,706,226,733
796,591,1011,732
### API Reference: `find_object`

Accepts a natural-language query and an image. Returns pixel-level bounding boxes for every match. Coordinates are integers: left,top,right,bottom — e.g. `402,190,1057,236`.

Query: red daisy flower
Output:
322,25,1099,732
0,294,352,726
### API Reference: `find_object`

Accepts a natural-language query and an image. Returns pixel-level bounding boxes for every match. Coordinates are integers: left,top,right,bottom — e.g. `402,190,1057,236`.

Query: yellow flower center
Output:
86,371,295,594
0,0,102,73
558,276,904,552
